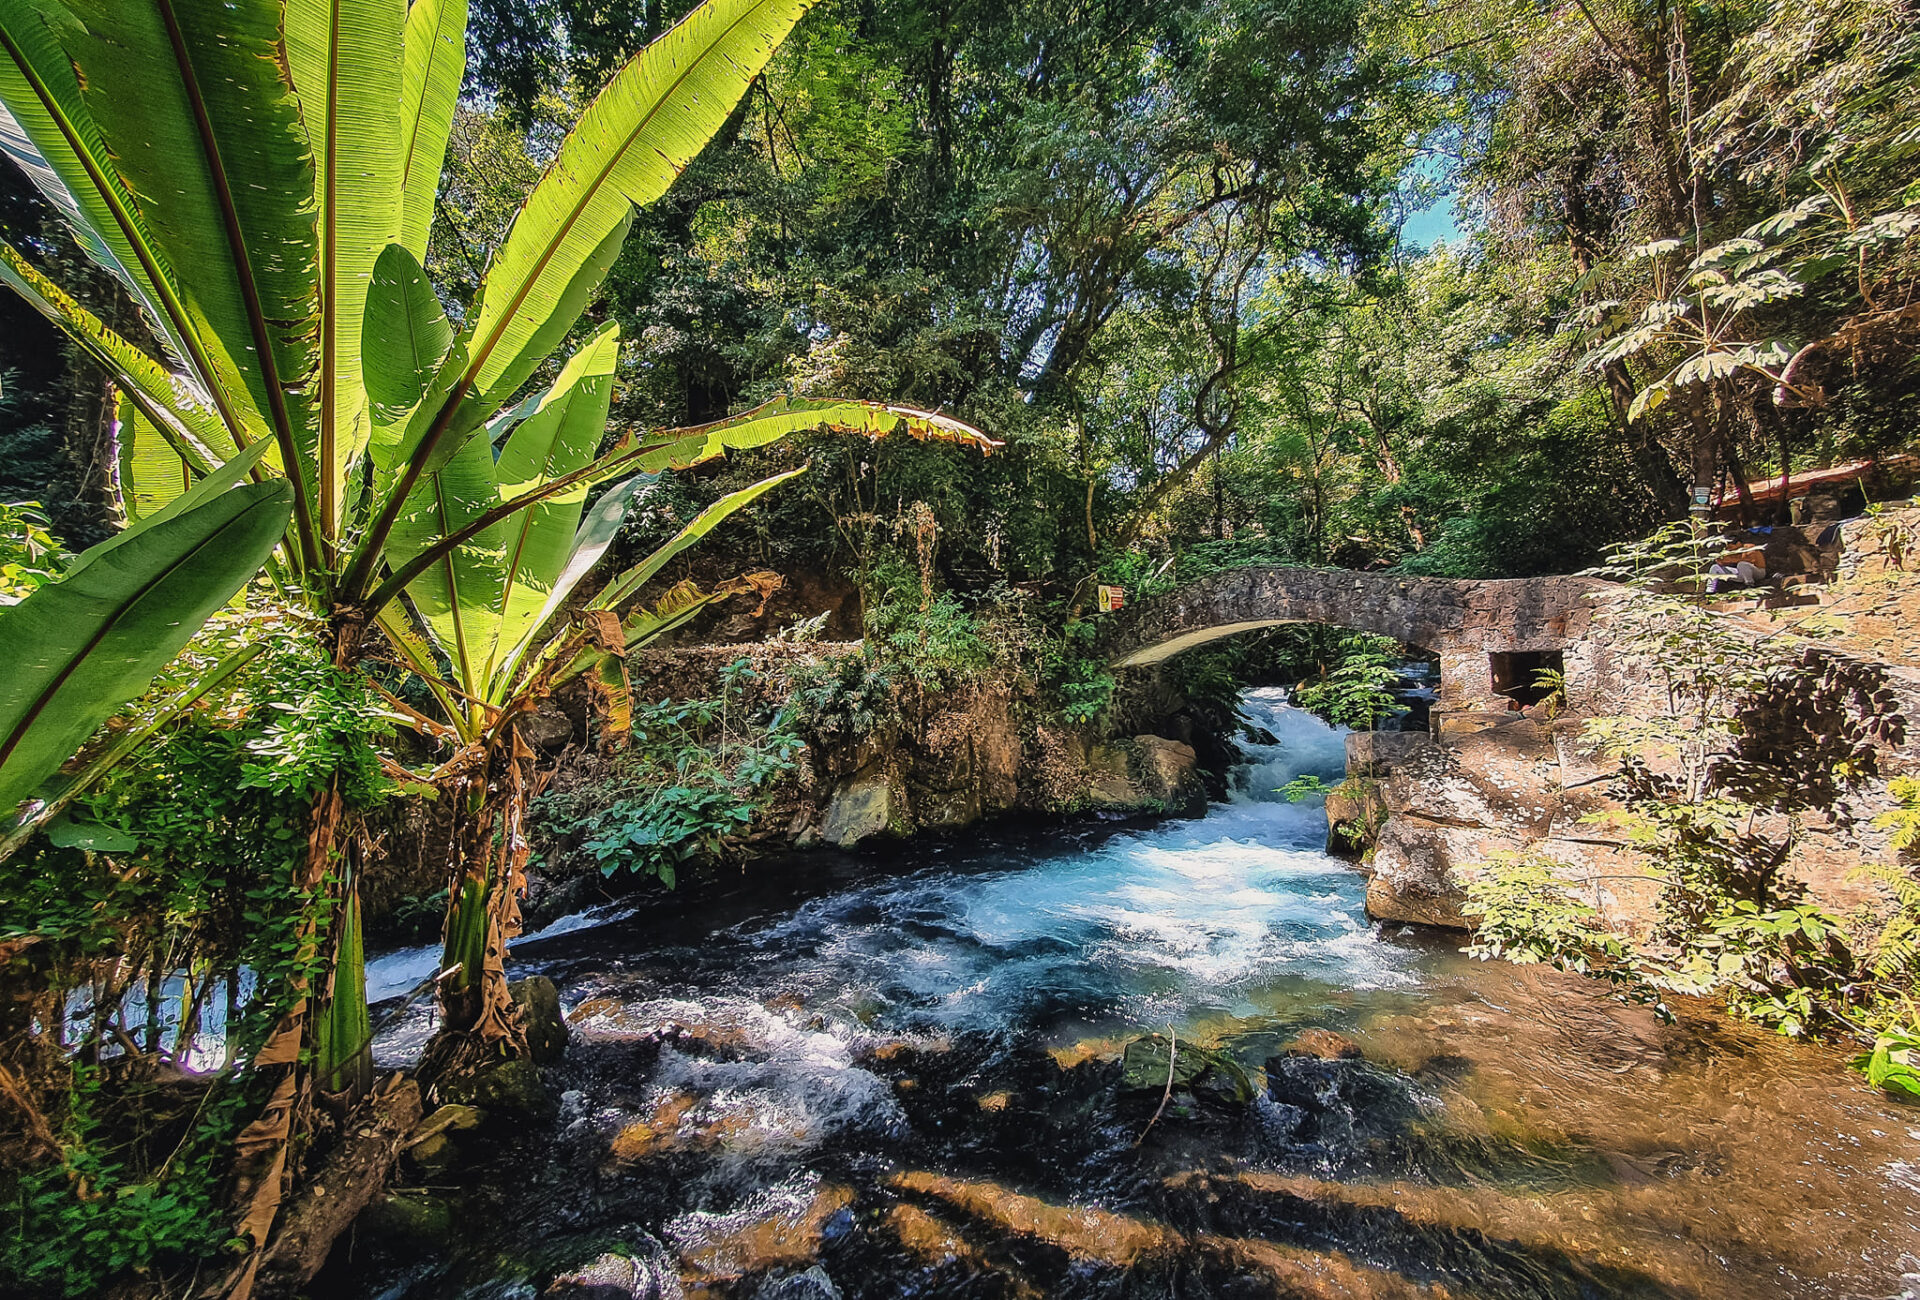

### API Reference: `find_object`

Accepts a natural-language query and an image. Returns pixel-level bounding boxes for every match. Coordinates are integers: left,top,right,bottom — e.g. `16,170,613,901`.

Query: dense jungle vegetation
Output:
0,0,1915,1294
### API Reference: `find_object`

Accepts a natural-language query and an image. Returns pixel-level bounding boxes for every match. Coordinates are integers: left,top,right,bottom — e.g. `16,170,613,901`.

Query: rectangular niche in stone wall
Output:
1489,649,1564,707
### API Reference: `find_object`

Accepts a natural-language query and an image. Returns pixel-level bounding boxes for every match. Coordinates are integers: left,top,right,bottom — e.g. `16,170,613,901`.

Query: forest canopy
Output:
408,0,1918,588
3,0,1913,590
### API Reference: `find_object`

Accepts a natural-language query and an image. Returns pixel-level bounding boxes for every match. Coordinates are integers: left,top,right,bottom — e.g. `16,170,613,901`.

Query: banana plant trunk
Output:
428,718,540,1071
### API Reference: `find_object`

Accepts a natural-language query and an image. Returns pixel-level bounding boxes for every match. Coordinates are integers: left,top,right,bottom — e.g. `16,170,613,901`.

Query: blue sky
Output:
1402,190,1462,247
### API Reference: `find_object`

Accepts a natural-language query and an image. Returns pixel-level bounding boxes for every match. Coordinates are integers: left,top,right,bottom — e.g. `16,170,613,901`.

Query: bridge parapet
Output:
1099,566,1618,712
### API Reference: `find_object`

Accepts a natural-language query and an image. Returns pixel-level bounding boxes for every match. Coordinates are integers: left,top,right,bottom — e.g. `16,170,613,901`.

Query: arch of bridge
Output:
1100,566,1608,708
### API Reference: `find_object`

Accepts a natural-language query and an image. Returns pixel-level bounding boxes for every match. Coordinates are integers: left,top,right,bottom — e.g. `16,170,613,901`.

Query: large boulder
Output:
821,762,908,847
1382,719,1561,836
1362,715,1641,930
1082,735,1207,816
1367,818,1657,935
1132,735,1208,815
1364,821,1508,928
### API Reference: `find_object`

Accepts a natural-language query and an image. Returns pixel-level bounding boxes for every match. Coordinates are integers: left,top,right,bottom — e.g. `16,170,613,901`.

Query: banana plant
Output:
0,0,989,1099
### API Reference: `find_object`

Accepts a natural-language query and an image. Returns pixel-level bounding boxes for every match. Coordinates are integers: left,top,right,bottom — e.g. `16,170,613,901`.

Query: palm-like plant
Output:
0,0,988,1261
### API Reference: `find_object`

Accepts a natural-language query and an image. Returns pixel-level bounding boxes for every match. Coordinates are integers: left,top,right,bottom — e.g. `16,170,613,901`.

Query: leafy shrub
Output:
534,660,802,888
1291,633,1410,731
1464,851,1649,995
861,547,993,685
1040,619,1115,725
789,652,896,743
0,500,69,601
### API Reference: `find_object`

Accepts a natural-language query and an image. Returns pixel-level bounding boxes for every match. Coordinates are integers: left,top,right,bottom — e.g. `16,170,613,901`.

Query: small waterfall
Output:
1228,685,1352,805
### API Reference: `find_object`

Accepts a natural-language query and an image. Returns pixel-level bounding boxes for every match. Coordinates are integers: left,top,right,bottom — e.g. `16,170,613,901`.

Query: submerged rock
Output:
403,1102,487,1177
358,1190,460,1248
545,1244,684,1300
749,1265,842,1300
1280,1029,1365,1061
889,1171,1174,1268
513,975,571,1063
1262,1052,1429,1157
673,1181,855,1287
1119,1034,1255,1106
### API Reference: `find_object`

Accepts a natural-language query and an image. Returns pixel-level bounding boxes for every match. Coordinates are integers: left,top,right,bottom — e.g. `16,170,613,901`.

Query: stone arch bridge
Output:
1100,566,1613,713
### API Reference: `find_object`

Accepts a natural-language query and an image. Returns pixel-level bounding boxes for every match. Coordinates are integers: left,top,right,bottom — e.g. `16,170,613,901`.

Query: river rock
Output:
750,1266,843,1300
546,1246,684,1300
1263,1053,1427,1156
437,1056,553,1119
1083,735,1207,816
1365,820,1511,928
1133,735,1208,815
1278,1028,1364,1061
822,763,907,847
402,1102,485,1177
1119,1035,1254,1105
512,975,571,1063
359,1190,459,1248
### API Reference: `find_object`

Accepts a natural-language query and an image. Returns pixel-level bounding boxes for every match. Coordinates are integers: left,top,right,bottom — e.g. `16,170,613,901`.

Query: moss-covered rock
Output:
437,1057,552,1120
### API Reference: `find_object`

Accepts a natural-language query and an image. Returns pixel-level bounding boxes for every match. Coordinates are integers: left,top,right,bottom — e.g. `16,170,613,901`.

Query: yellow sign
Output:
1096,585,1125,612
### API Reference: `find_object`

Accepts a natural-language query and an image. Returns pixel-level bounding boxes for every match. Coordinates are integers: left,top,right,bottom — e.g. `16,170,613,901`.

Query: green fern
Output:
1875,777,1920,854
1857,861,1920,982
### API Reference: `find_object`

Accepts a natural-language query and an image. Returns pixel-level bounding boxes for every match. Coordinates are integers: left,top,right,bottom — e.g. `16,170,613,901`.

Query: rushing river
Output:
344,689,1920,1300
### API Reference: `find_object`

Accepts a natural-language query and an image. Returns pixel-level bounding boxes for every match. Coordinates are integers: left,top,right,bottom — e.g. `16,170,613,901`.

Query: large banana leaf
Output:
0,641,265,860
482,322,621,694
94,434,279,554
285,0,407,541
388,421,504,701
0,479,292,815
487,472,650,691
0,0,200,372
57,0,321,498
492,469,799,695
118,394,197,522
448,0,814,427
364,242,456,451
623,396,997,474
385,326,619,703
397,0,466,258
314,883,372,1094
371,218,626,504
